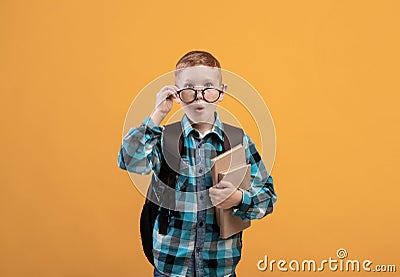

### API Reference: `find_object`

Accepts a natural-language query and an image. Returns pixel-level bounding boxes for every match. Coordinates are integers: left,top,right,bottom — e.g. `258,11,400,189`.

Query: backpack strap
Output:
157,122,183,235
161,122,183,174
222,123,244,151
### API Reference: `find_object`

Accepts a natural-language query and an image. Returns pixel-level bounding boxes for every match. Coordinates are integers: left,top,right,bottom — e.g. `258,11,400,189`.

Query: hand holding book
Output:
209,180,243,209
210,144,252,239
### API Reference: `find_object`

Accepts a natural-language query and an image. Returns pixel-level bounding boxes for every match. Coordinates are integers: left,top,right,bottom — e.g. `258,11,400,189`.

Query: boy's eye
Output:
204,83,213,88
185,83,194,88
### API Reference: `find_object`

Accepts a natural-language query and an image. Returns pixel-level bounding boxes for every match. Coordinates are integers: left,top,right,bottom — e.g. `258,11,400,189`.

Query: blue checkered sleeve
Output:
118,116,163,176
232,134,277,220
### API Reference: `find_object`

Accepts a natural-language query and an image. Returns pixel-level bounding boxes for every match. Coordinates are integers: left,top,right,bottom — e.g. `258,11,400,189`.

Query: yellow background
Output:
1,0,399,276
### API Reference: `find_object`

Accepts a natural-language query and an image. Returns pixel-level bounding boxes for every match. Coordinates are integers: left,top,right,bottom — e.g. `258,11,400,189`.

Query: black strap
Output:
222,123,244,151
162,122,183,174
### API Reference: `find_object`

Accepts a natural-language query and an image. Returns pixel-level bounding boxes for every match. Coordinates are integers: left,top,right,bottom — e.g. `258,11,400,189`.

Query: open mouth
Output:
195,106,205,112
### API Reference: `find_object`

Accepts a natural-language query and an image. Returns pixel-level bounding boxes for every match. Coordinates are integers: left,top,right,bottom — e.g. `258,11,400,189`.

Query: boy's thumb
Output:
215,182,227,189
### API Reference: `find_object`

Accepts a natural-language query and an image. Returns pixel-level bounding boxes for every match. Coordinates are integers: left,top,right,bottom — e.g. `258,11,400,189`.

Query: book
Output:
217,164,251,239
210,144,246,185
211,144,251,239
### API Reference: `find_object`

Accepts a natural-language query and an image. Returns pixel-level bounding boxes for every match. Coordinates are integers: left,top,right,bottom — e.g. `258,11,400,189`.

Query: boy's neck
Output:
187,115,216,135
191,122,213,135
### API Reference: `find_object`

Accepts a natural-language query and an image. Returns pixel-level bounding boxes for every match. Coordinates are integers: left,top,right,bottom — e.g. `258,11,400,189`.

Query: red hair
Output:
176,50,221,70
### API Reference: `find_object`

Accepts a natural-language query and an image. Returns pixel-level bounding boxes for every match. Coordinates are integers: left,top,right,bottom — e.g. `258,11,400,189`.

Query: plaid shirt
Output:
118,112,277,277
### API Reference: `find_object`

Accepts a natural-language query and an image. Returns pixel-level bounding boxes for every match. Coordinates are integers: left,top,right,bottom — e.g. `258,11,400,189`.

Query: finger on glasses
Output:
160,86,177,98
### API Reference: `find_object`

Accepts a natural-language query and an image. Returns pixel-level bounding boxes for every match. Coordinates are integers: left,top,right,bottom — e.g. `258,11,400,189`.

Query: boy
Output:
118,51,277,277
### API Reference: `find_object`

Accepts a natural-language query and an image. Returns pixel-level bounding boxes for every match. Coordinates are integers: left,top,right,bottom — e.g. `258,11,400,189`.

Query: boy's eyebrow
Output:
182,79,216,84
203,79,216,83
182,79,195,84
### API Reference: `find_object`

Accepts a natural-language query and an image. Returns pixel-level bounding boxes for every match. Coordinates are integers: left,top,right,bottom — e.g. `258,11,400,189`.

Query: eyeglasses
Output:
176,87,224,104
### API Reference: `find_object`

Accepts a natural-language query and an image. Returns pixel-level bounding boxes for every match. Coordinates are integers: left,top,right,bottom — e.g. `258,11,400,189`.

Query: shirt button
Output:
199,195,204,200
199,168,203,174
199,221,204,227
196,247,201,253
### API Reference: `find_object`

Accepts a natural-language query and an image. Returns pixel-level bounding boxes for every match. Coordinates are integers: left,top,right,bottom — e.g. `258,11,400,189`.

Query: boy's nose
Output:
195,90,204,100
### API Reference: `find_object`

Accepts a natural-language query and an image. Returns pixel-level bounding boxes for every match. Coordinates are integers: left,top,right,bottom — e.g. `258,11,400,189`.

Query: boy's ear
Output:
218,83,227,101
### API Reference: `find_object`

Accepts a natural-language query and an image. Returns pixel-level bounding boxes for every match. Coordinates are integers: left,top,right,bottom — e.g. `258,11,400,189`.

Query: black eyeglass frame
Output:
176,87,225,104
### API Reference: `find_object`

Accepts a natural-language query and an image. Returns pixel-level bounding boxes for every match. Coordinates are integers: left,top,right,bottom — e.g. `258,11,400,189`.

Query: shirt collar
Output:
181,111,224,142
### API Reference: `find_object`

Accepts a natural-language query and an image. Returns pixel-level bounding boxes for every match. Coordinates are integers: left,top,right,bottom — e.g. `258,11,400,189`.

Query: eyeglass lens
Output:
179,88,220,103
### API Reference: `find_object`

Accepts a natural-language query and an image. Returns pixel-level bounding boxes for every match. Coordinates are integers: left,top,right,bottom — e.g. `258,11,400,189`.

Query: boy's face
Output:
175,65,226,126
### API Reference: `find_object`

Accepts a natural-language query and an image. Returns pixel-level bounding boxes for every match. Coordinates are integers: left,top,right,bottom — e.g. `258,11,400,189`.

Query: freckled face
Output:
175,66,225,125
